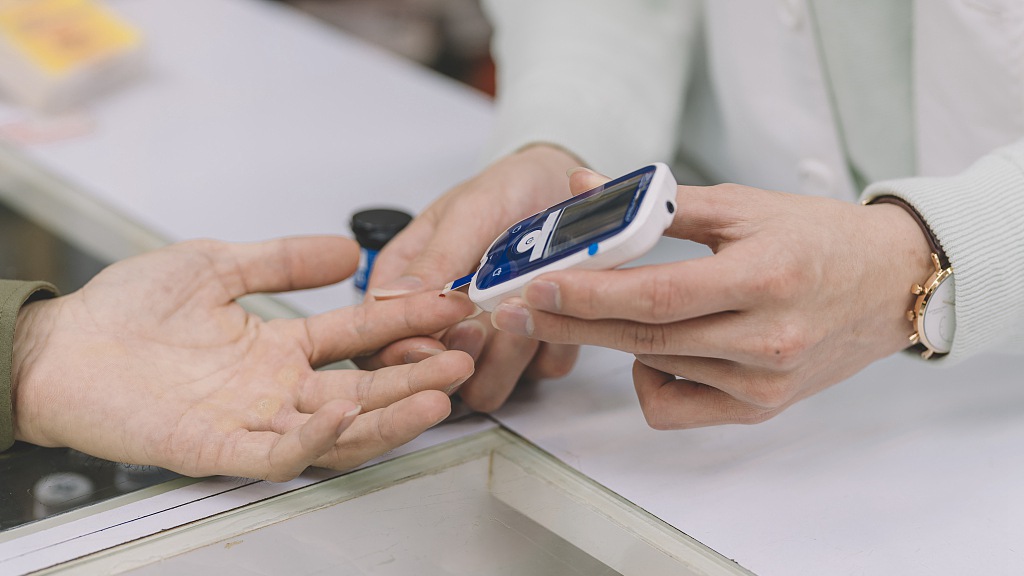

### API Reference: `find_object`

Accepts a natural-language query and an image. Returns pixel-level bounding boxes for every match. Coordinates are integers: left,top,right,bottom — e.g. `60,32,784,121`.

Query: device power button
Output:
516,231,540,254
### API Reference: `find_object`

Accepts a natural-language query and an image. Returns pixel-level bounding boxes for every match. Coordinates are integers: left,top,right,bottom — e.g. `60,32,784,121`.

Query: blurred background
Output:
0,0,496,531
280,0,495,96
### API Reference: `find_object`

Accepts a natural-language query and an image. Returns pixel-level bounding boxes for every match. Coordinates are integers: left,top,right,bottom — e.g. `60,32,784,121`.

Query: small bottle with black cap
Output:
350,208,413,298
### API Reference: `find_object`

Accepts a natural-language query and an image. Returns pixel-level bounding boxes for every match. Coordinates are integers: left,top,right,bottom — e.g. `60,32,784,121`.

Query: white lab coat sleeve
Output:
862,138,1024,361
480,0,701,176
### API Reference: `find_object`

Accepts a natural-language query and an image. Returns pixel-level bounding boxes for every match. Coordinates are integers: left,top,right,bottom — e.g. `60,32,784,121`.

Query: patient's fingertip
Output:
424,392,453,425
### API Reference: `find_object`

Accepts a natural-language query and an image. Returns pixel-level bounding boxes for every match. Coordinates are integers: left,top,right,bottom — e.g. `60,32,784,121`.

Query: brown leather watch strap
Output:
869,195,948,268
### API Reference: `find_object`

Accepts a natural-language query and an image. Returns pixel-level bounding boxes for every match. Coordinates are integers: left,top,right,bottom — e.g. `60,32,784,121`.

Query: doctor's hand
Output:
11,236,475,481
492,170,936,428
367,145,583,412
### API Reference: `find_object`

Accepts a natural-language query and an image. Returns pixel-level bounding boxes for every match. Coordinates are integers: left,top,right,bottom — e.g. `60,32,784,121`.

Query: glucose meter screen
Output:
545,176,641,257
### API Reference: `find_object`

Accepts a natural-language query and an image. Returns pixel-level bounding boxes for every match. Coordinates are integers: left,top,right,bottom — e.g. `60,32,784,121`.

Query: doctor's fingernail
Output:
337,405,362,435
493,303,533,336
566,166,595,178
525,281,561,311
404,347,444,364
446,320,487,361
370,276,424,299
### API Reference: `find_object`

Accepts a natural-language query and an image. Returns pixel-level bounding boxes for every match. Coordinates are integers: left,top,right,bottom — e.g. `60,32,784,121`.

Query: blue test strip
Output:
443,272,475,293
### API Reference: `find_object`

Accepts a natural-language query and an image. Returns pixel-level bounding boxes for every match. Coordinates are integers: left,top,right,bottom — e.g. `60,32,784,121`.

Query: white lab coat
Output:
482,0,1024,361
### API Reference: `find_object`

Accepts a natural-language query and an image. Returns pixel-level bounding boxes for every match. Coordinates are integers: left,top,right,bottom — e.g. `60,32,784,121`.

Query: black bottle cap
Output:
350,208,413,251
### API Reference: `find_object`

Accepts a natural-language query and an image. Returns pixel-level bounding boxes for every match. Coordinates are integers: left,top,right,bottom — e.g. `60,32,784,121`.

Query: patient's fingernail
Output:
404,347,444,364
525,280,560,311
492,302,533,336
445,373,471,396
370,276,424,299
567,166,595,178
446,319,486,361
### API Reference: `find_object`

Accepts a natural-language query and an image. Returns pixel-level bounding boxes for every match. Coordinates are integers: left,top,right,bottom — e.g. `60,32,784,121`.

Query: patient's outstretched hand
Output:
11,236,475,481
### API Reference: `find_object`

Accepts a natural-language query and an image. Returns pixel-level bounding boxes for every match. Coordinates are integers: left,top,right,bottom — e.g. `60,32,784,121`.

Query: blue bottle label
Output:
354,247,378,293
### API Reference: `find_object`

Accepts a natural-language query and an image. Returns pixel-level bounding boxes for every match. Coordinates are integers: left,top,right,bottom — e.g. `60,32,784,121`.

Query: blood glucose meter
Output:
445,163,678,311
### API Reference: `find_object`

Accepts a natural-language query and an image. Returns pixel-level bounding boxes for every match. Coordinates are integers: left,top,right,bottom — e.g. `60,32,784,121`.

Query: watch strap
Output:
869,195,948,268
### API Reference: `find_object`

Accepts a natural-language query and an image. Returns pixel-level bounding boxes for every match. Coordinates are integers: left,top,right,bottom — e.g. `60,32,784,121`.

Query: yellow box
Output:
0,0,144,111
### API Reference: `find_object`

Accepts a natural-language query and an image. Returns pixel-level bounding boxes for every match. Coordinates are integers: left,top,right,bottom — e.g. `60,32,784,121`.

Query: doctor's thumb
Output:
567,167,611,196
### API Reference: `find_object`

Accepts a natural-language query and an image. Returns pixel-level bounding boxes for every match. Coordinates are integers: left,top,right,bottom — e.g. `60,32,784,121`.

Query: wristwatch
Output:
869,196,956,359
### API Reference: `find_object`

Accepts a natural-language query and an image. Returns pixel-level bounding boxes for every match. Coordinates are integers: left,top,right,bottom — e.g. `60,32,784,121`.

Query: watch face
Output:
921,275,956,353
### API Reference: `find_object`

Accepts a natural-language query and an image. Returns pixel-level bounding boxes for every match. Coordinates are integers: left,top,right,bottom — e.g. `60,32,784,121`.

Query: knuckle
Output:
627,322,671,354
732,406,779,426
742,375,795,409
746,243,819,304
643,410,677,431
636,391,674,430
639,276,685,322
756,322,810,370
749,264,801,302
558,317,583,345
375,408,399,444
574,282,601,318
351,306,376,350
355,372,375,405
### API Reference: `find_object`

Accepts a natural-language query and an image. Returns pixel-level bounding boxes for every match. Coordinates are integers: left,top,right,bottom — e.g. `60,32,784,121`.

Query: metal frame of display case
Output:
35,428,750,575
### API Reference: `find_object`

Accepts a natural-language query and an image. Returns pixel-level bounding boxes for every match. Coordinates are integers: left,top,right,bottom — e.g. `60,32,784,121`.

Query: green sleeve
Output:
1,280,58,451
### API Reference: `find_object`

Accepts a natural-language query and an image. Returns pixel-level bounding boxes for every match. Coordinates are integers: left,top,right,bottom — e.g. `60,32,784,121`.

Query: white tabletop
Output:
2,1,1022,574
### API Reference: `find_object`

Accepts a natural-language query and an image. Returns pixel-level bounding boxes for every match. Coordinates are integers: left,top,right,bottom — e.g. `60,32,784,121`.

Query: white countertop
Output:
1,0,493,315
2,1,1021,574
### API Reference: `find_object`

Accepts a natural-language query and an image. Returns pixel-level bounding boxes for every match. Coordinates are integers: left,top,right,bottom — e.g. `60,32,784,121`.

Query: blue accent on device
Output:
474,165,655,291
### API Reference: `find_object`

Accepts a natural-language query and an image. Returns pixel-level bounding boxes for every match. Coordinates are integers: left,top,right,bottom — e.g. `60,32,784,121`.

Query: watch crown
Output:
911,284,924,295
906,310,916,322
909,332,920,346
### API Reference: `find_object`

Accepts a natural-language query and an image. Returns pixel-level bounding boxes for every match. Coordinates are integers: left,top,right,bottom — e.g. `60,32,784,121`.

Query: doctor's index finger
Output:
368,215,441,290
374,210,505,293
663,183,771,246
523,256,750,324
